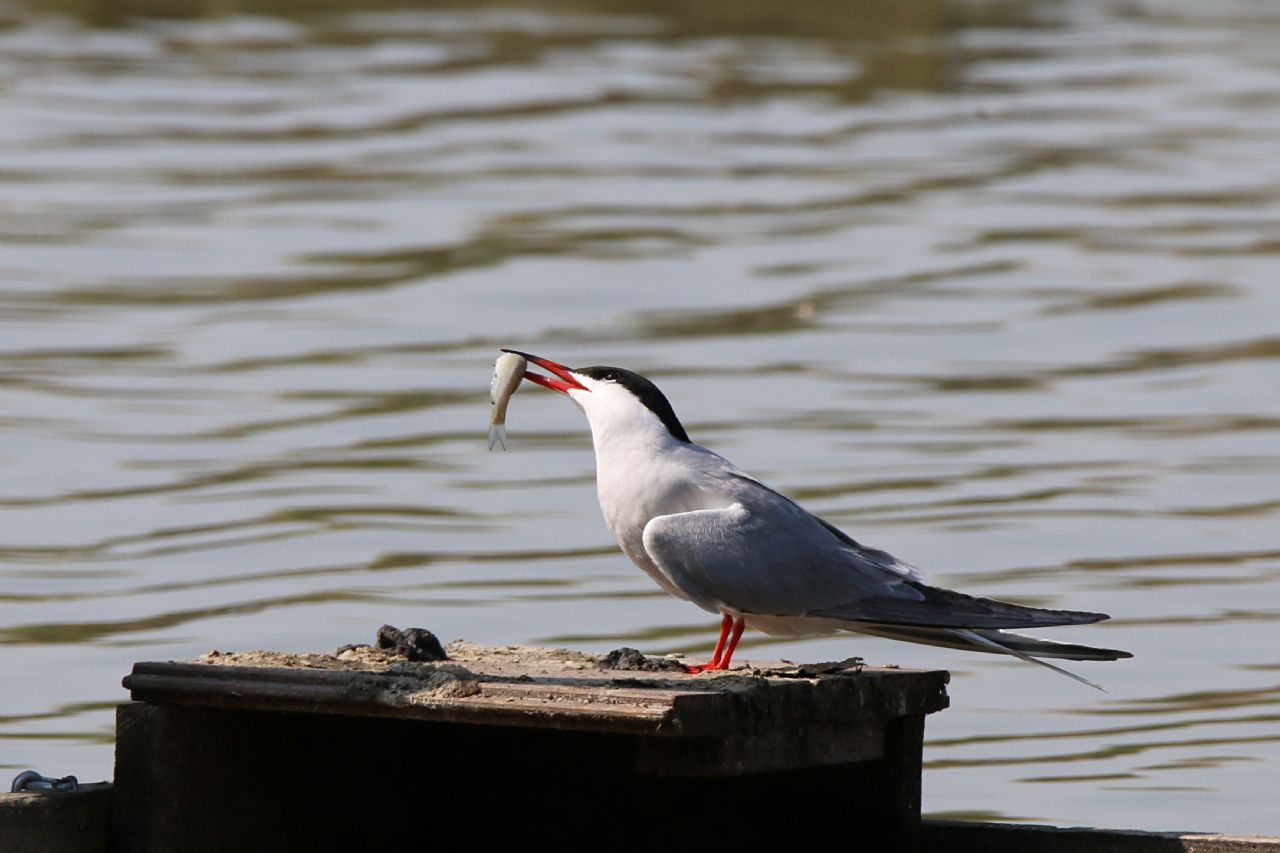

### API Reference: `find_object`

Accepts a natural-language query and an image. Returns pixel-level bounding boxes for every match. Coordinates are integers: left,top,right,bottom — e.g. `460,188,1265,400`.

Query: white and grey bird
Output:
508,350,1132,688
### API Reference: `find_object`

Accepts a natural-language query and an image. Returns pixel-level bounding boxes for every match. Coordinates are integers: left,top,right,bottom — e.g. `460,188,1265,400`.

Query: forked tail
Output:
851,623,1132,691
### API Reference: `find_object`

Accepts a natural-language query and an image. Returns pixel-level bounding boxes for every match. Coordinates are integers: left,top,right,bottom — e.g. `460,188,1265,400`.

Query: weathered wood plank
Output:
111,642,950,851
121,642,948,775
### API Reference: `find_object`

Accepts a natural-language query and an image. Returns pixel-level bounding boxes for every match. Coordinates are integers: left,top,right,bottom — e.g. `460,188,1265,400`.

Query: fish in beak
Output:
501,349,588,395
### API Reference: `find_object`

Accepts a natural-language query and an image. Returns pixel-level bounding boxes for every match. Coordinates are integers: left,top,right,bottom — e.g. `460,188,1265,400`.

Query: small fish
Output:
488,351,527,450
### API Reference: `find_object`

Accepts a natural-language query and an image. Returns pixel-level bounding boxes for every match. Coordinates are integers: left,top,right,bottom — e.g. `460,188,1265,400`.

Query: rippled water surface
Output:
3,0,1280,834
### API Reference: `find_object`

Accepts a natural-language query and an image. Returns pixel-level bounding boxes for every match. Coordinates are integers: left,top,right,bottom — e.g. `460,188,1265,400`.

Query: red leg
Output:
715,616,746,670
682,614,733,673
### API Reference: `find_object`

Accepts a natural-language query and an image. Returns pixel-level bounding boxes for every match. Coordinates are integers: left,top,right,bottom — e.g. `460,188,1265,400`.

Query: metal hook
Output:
10,770,80,793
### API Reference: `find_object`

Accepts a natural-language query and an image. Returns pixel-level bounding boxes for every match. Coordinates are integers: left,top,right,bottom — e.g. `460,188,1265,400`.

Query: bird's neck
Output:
584,403,684,459
587,414,695,527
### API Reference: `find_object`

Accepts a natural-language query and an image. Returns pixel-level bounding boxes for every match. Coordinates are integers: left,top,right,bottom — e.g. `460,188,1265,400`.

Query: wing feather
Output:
641,499,923,618
642,474,1114,629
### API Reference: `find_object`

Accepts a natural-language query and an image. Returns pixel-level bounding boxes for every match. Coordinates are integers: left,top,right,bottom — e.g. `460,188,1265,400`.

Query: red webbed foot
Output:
682,615,745,673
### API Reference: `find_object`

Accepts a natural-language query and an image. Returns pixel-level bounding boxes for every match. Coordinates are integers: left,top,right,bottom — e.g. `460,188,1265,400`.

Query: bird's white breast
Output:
591,433,730,601
568,378,735,602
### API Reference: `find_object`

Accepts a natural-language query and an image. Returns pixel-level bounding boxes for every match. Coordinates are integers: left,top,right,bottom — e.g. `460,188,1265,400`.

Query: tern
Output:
509,350,1132,688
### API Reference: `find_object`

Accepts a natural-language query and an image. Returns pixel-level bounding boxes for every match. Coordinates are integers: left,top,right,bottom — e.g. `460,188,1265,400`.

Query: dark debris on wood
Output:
598,647,686,672
337,625,448,662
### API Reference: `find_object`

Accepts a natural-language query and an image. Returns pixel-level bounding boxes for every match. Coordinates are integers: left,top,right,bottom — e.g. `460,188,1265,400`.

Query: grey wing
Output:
642,471,1112,629
640,499,923,618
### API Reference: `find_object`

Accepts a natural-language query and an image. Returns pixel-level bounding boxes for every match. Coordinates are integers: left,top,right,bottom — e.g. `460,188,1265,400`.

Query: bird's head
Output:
504,350,690,445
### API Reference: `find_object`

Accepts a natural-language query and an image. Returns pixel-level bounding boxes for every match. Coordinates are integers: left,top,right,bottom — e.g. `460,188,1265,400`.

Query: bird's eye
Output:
601,371,618,381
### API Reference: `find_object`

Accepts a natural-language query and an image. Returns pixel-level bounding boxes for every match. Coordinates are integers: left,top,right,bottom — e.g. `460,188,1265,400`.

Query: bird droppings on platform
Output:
197,637,886,714
193,627,938,729
199,636,624,690
198,626,887,689
402,666,482,700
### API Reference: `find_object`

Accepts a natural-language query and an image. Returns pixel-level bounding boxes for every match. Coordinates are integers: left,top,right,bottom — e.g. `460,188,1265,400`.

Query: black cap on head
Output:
577,366,690,443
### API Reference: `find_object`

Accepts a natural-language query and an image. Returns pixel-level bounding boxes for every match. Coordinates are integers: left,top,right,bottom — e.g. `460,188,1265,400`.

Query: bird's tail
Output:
850,623,1132,691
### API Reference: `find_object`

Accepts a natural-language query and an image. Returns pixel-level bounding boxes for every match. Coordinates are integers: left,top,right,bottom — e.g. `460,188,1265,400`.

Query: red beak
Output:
502,349,588,395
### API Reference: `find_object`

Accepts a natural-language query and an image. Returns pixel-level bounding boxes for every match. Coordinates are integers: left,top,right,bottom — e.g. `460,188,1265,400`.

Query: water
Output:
3,0,1279,835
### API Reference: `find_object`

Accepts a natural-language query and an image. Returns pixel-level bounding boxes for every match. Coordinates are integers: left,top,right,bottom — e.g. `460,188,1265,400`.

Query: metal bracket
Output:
10,770,80,793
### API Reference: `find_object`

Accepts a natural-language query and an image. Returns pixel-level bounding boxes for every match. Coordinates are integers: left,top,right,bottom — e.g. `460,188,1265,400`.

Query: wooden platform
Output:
10,639,1275,852
112,641,948,852
122,642,947,777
